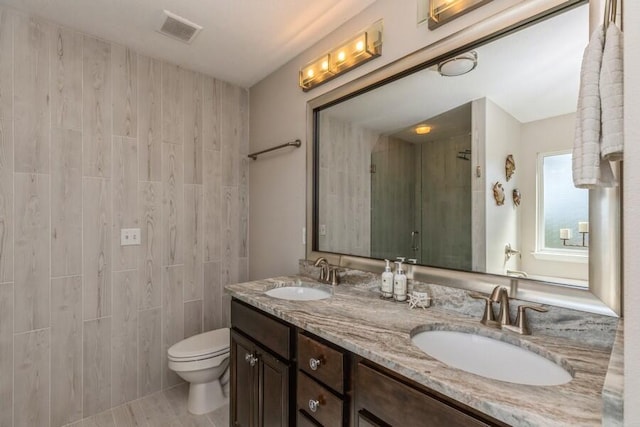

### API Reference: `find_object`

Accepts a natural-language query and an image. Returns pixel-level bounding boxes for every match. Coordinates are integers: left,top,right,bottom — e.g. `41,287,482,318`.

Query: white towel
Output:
600,23,624,161
572,25,616,189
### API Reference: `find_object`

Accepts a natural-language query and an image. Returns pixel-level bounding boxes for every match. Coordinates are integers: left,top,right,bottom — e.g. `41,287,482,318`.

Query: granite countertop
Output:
226,275,617,427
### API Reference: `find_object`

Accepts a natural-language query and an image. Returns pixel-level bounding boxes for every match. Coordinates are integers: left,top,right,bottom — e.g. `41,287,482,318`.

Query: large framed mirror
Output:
306,0,621,316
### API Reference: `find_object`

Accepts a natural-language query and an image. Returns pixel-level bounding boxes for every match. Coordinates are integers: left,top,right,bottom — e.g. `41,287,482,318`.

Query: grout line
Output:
159,59,165,393
10,9,15,427
135,48,140,403
109,39,114,413
48,18,53,427
80,25,85,425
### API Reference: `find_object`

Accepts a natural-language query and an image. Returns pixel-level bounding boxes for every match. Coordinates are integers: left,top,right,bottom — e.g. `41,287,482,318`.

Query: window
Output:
536,151,588,261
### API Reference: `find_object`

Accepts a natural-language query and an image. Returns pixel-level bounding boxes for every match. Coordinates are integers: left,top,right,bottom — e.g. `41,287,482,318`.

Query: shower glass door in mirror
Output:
315,3,589,287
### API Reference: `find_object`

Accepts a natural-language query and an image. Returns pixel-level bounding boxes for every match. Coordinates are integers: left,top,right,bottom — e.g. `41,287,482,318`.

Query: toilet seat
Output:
168,328,230,362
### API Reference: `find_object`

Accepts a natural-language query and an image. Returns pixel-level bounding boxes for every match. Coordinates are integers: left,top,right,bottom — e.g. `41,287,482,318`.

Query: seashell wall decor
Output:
513,188,521,206
493,182,505,206
505,154,516,181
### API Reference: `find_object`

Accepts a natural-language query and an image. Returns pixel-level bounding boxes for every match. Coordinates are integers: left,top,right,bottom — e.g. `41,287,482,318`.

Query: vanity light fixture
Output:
415,125,432,135
299,20,383,91
428,0,493,29
437,51,478,77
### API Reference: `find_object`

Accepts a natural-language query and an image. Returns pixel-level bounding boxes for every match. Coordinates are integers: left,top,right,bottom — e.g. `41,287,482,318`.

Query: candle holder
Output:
561,231,588,248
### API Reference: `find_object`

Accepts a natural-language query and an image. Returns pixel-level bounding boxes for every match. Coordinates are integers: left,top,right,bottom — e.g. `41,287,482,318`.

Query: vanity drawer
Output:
230,299,291,360
297,410,321,427
297,371,345,427
298,332,345,394
355,362,490,427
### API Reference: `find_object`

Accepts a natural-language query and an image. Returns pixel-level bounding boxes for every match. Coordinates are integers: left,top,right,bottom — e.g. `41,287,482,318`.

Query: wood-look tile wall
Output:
0,7,249,427
317,115,375,257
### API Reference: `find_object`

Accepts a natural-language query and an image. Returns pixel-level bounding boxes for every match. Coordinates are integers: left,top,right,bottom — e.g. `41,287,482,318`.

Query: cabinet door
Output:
258,348,290,427
231,331,258,427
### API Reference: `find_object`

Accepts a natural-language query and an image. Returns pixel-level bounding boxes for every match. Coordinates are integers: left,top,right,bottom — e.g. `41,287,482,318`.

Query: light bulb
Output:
337,51,346,62
415,125,431,135
355,40,364,51
321,60,328,70
307,69,314,78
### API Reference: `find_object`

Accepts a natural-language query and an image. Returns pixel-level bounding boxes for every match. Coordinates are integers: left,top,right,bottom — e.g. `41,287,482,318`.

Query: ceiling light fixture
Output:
428,0,493,30
437,51,478,77
415,125,432,135
299,20,383,92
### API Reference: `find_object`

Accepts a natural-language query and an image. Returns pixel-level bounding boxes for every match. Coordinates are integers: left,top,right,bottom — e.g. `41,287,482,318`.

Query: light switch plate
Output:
121,228,141,246
319,224,327,236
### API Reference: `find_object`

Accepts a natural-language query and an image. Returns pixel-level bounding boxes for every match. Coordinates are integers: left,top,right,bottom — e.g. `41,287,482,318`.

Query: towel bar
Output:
248,139,301,160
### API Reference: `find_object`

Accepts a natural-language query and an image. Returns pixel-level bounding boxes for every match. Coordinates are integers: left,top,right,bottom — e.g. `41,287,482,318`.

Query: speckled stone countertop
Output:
226,274,619,427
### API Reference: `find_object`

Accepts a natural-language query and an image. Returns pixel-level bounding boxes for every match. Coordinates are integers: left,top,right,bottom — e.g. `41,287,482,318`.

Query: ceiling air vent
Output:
157,10,203,44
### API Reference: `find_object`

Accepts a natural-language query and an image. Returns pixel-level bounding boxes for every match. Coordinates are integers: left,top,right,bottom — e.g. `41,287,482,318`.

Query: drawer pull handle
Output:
309,357,322,371
245,353,258,367
308,399,321,413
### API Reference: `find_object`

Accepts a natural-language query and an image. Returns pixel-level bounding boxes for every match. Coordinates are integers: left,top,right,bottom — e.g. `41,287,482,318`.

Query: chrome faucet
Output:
313,257,340,286
504,243,521,261
489,286,511,326
470,285,547,335
470,286,509,327
503,304,548,335
313,257,330,282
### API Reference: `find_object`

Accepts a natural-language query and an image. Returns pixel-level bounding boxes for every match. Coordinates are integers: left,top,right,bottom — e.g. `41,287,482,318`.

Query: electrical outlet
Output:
121,228,141,246
319,224,327,236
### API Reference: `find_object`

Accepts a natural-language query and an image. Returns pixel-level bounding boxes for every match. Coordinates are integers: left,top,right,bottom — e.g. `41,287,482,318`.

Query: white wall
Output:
471,99,487,271
483,99,522,274
624,0,639,424
248,0,521,280
519,113,588,281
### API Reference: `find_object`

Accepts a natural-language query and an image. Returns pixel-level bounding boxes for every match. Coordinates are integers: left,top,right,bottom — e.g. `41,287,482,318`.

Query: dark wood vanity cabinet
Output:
230,299,507,427
296,332,349,426
231,300,294,427
353,361,497,427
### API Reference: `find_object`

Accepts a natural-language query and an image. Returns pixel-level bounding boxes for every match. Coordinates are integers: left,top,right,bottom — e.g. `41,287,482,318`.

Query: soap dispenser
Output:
393,260,408,302
381,259,394,298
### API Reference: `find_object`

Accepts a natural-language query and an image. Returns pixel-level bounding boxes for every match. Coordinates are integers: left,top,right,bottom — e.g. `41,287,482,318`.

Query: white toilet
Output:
168,328,231,415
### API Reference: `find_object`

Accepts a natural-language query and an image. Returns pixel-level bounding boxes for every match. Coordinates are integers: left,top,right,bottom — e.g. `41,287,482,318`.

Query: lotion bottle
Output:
393,260,407,302
380,259,394,298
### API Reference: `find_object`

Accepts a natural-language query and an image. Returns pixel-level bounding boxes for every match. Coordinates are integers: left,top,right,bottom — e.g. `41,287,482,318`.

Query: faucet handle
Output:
469,292,497,326
504,304,548,335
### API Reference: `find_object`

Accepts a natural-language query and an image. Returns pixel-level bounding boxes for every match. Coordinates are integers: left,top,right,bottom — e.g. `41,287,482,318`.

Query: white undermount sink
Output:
411,330,572,386
265,285,332,301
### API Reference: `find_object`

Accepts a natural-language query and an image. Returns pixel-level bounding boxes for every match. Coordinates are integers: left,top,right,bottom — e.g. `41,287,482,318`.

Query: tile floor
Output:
63,384,229,427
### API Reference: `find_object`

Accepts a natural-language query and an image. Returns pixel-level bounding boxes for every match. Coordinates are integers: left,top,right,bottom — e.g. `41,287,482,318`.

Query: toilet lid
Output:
168,328,230,360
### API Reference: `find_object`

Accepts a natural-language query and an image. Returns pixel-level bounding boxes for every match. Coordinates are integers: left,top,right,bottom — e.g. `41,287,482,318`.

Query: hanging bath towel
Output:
600,23,624,161
572,25,615,188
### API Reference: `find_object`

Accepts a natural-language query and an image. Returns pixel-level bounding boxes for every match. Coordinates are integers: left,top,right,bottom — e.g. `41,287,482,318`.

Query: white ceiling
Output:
323,3,588,134
0,0,377,88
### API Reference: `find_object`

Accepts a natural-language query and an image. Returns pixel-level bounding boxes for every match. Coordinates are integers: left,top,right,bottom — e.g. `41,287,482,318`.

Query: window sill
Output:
532,251,588,264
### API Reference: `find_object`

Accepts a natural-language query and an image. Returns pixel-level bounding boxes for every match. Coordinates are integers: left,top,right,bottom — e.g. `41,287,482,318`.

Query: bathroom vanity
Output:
230,298,500,427
227,272,620,427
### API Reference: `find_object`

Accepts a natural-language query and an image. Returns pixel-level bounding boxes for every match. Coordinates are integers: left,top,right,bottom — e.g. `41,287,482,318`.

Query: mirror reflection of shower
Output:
370,103,472,269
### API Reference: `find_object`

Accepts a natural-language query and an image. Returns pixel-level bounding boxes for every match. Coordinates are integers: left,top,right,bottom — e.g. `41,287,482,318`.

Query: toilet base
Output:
188,379,228,415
